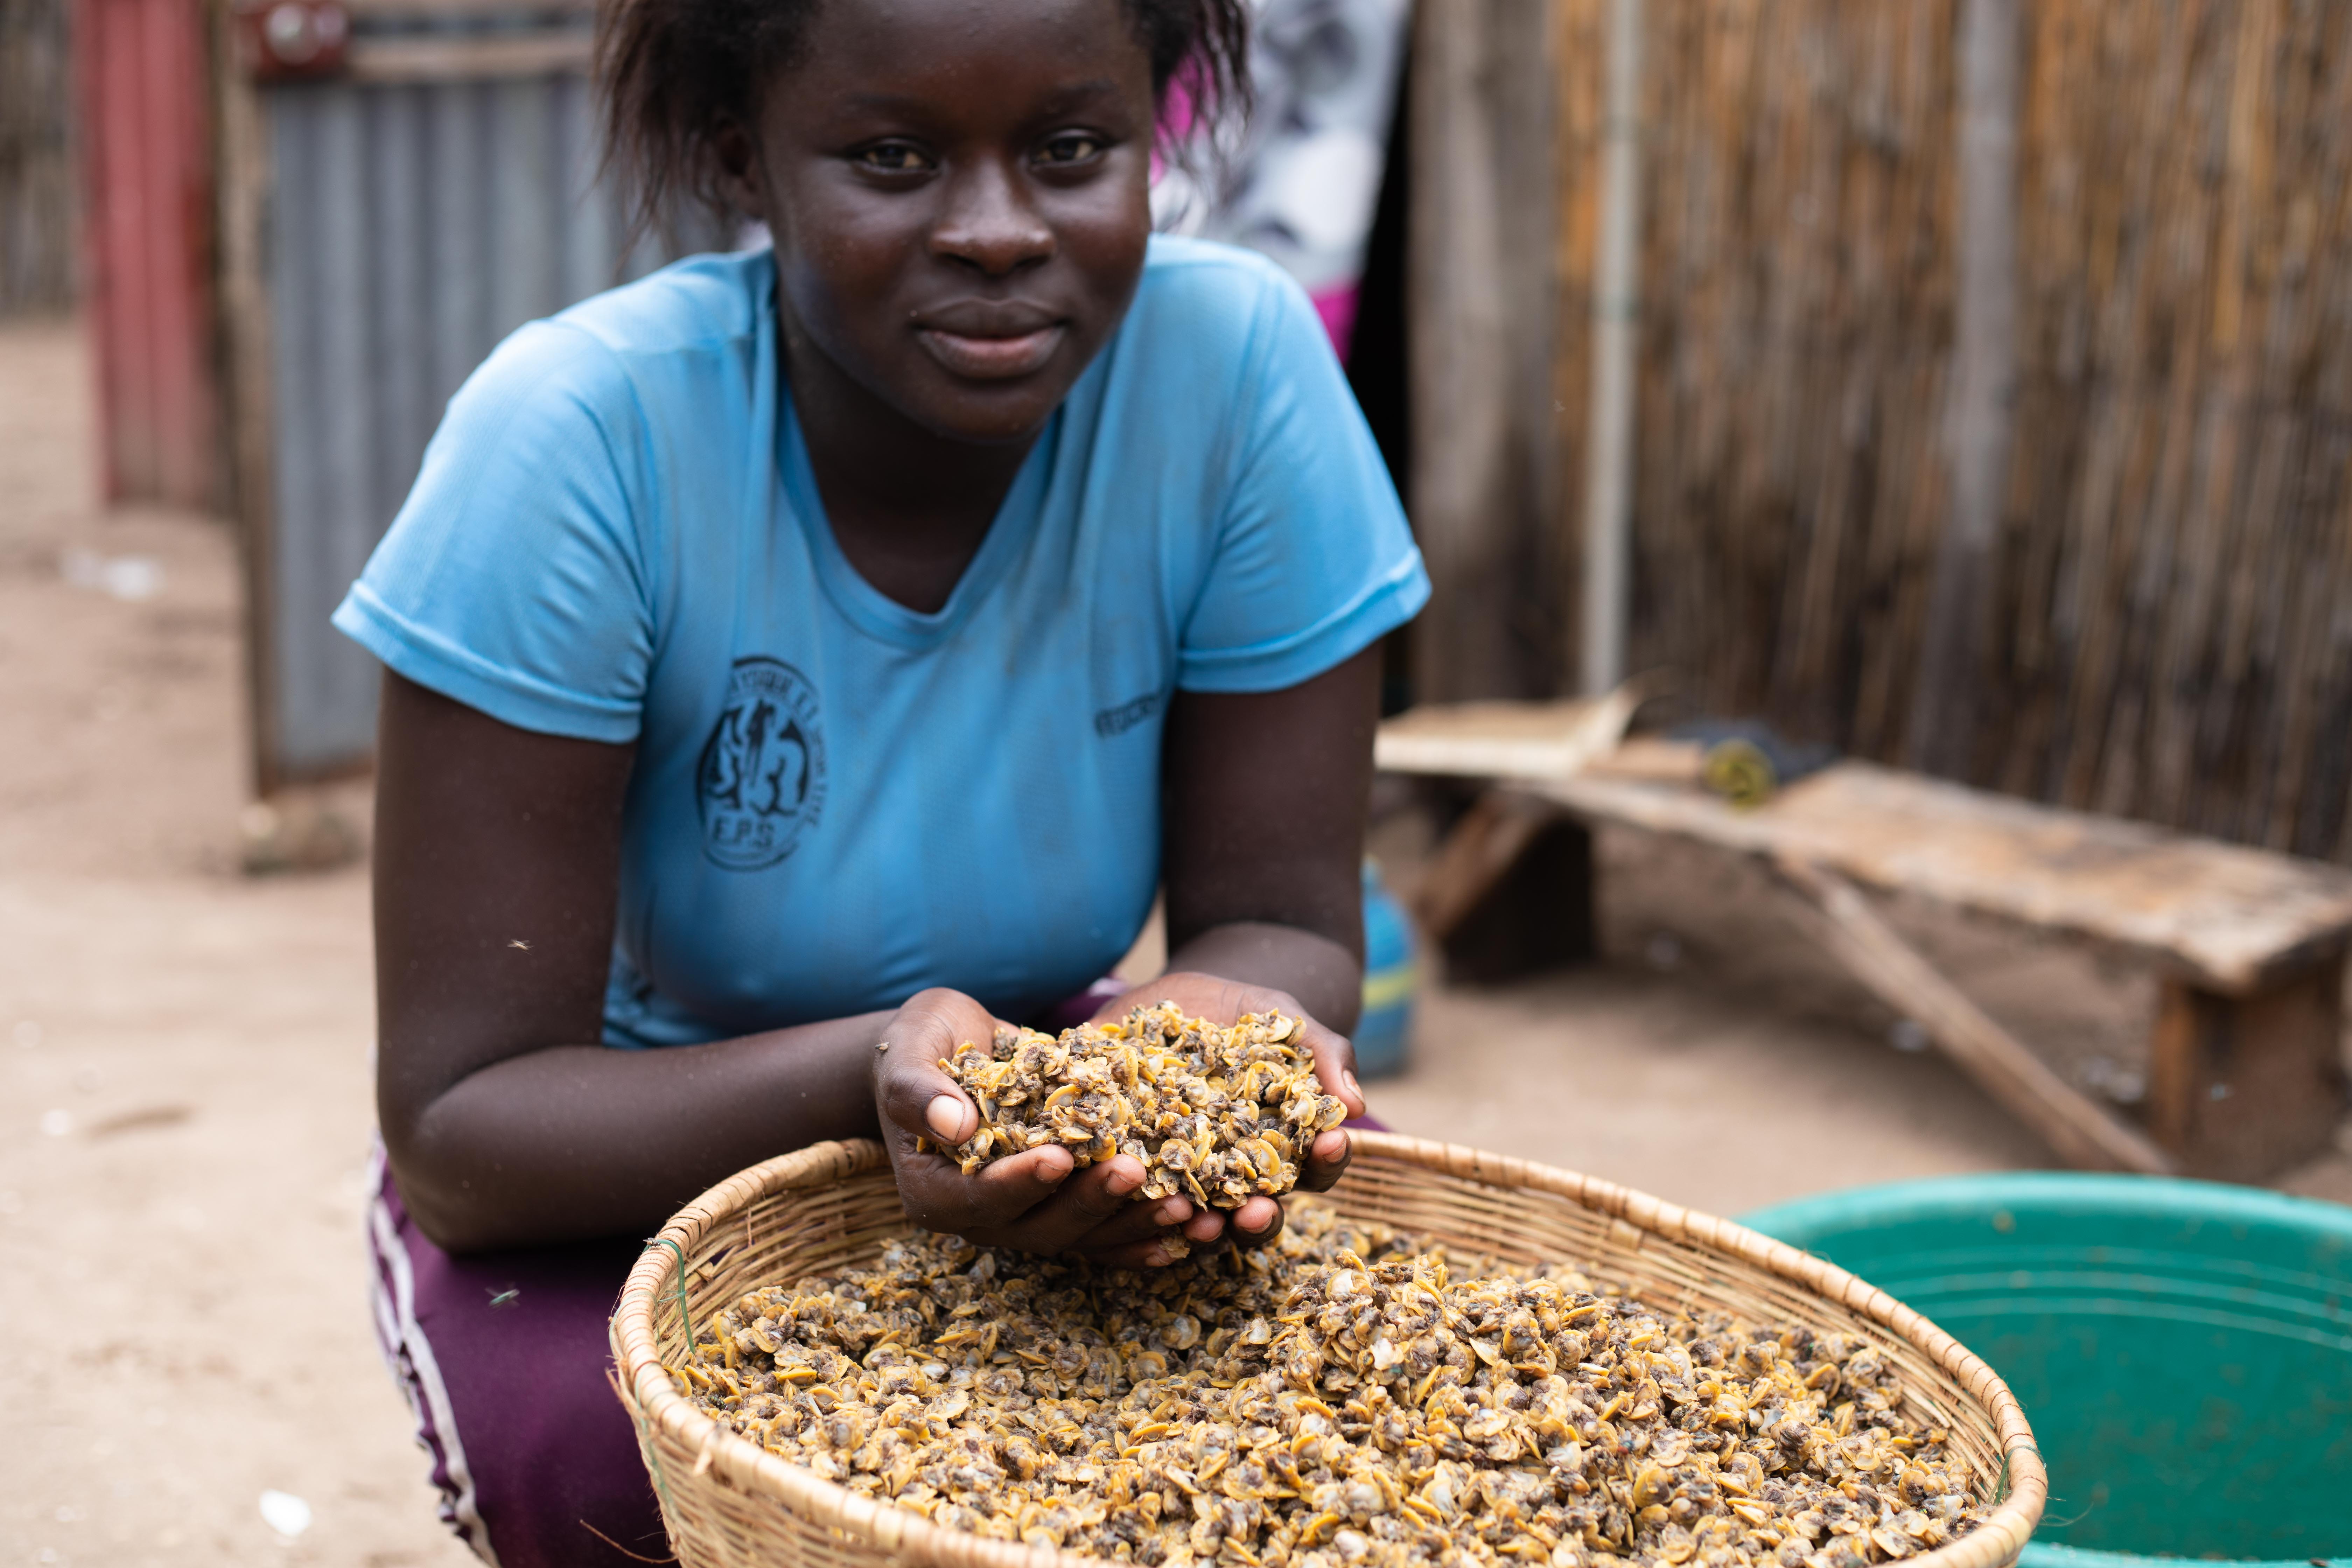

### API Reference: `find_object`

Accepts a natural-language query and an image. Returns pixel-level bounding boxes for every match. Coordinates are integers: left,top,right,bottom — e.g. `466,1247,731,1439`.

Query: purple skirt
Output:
368,1145,662,1567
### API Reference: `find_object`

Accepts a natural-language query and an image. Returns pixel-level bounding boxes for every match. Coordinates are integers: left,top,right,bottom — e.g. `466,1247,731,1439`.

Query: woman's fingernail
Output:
925,1095,966,1140
1107,1166,1141,1196
1143,1246,1169,1268
1156,1200,1188,1226
1343,1070,1361,1101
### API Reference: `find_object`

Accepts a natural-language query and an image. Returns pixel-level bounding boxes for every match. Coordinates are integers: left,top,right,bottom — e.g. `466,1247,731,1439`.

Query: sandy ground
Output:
1,317,2344,1568
0,321,474,1568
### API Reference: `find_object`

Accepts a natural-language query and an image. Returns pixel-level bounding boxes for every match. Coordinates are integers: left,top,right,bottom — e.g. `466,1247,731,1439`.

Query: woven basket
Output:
611,1134,2046,1568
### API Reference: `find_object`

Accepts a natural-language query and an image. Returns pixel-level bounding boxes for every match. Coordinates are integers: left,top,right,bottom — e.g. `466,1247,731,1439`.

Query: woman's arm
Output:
373,672,895,1252
1160,644,1381,1033
376,673,1182,1259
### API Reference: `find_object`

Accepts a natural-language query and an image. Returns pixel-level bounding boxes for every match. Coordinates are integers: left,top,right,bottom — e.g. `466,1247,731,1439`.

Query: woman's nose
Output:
930,160,1055,276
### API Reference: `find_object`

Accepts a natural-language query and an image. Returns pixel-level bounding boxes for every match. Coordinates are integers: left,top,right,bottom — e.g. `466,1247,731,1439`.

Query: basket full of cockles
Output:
611,1006,2045,1568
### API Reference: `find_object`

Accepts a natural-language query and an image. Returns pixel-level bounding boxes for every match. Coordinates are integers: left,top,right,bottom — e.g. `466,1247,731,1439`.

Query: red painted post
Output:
75,0,220,510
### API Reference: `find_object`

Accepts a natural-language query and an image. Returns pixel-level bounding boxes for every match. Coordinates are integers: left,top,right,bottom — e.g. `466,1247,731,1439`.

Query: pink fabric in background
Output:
1152,66,1372,365
1311,286,1362,364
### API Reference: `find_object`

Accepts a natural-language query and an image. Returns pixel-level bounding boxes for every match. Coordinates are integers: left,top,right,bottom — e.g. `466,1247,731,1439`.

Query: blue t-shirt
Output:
334,237,1428,1046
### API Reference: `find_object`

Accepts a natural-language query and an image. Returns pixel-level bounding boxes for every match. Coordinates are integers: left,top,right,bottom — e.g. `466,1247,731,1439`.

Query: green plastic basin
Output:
1741,1174,2352,1568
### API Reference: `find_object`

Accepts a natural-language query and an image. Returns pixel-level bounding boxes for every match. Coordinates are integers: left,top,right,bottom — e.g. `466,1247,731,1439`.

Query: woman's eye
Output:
1036,133,1106,166
855,144,933,174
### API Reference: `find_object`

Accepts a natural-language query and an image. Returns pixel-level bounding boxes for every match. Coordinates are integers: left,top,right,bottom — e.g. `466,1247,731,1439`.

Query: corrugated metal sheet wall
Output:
1,0,77,315
259,64,690,778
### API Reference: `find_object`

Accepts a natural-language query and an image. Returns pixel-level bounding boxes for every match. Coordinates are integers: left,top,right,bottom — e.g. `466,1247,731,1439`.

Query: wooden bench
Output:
1377,703,2352,1183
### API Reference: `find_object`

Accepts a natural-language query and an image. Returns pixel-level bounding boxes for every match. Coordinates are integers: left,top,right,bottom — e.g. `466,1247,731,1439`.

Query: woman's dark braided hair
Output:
595,0,1251,242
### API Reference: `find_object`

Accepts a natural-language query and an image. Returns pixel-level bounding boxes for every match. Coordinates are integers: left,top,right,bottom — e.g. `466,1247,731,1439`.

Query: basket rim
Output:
611,1132,2047,1568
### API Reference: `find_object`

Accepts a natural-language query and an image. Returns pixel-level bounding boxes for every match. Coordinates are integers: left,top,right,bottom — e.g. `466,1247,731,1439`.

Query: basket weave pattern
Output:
611,1134,2045,1568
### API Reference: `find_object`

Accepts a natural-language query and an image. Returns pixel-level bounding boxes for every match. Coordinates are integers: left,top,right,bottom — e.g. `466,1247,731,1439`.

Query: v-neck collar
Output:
777,373,1058,652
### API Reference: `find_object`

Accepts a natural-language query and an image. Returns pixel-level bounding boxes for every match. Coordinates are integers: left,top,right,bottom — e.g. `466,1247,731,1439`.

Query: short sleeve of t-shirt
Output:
330,320,656,743
1171,255,1427,693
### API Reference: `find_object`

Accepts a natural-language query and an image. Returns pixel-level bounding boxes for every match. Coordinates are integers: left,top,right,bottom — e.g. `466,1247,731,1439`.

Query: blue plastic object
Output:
1741,1174,2352,1568
1355,861,1416,1079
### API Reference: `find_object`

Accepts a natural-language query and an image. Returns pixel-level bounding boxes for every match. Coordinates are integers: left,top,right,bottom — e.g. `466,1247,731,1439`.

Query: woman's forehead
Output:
769,0,1157,137
792,0,1148,79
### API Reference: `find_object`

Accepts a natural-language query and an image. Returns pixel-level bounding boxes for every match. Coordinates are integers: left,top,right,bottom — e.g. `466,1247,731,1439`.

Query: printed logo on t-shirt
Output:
696,657,828,870
1093,689,1165,738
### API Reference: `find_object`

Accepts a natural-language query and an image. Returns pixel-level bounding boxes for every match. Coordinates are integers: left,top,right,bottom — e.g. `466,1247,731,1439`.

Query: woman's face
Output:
735,0,1158,446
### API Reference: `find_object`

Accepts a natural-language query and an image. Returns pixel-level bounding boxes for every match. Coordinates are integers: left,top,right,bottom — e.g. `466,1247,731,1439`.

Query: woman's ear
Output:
709,118,768,224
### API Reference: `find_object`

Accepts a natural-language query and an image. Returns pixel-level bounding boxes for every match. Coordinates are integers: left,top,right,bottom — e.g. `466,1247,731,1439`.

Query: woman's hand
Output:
872,988,1216,1267
1086,972,1363,1252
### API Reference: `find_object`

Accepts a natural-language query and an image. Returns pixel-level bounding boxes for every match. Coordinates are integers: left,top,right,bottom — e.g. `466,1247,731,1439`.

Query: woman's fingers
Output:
1055,1193,1195,1261
967,1154,1150,1255
1072,1192,1194,1251
1296,1126,1353,1193
898,1142,1074,1233
1228,1195,1285,1248
994,1191,1281,1268
1287,1006,1360,1192
872,988,1001,1150
1117,1198,1264,1264
872,989,1106,1236
1293,1011,1364,1119
1088,1236,1187,1269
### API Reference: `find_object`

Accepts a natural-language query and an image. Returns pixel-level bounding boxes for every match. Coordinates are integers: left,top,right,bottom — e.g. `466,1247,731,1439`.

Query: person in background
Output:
333,0,1427,1561
1172,0,1411,359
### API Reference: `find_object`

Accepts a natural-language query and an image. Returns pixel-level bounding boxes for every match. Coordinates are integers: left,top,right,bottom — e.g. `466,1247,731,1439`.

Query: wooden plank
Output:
2148,961,2348,1181
1373,685,1650,780
212,0,283,794
1773,858,2174,1175
1533,759,2352,994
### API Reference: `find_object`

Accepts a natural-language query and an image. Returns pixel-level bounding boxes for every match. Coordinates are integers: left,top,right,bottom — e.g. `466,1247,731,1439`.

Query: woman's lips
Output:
917,324,1064,380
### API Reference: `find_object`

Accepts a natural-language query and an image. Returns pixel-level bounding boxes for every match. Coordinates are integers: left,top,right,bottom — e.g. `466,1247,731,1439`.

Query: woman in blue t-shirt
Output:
337,0,1427,1560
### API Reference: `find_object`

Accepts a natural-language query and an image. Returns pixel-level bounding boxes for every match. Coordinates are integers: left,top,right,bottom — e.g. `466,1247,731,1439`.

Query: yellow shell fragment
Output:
940,1002,1351,1209
677,1206,1988,1568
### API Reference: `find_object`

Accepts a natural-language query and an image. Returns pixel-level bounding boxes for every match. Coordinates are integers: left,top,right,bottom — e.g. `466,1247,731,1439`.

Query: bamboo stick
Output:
1579,0,1642,695
1909,0,2018,780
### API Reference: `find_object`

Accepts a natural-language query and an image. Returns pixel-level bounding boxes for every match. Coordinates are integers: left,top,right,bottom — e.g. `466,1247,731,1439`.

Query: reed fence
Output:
1417,0,2352,862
